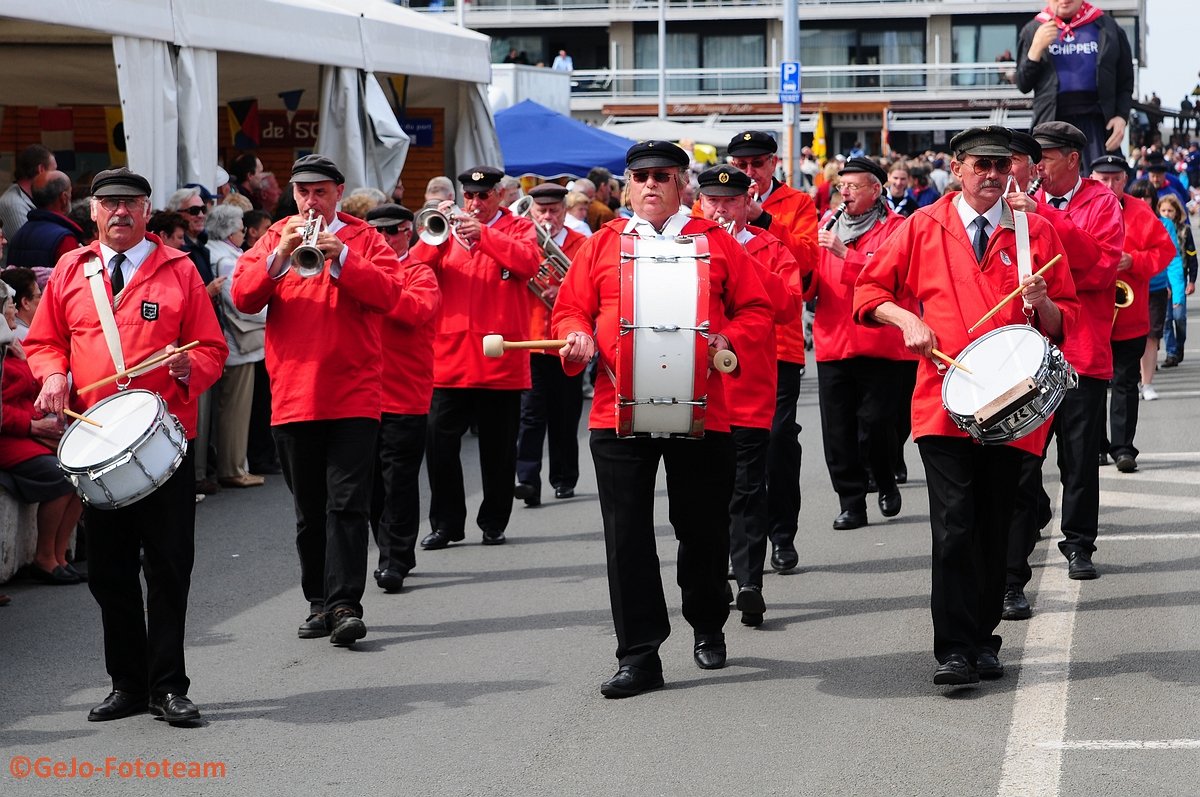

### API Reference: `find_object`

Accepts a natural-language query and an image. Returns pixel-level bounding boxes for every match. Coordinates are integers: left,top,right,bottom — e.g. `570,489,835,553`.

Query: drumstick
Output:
931,348,973,375
64,409,102,428
967,255,1062,334
482,335,569,357
77,341,202,395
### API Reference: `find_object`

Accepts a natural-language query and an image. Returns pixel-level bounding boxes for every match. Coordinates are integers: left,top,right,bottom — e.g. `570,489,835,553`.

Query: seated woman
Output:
0,284,83,585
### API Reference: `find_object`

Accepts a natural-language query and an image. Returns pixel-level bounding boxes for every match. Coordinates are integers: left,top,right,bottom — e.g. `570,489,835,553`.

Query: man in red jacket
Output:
554,141,773,698
513,183,588,507
854,126,1078,686
364,204,441,594
726,129,819,574
810,157,912,531
696,163,803,627
27,167,227,724
233,155,407,647
412,166,541,550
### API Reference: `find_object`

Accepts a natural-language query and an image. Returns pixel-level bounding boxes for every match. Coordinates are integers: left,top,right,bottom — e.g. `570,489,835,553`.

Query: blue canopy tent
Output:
495,99,637,177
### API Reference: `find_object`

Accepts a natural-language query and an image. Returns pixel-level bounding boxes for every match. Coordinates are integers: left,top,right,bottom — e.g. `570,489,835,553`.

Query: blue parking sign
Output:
779,61,801,104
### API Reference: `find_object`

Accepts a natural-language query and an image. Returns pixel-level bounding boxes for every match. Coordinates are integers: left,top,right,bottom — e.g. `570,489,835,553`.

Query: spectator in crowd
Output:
1144,153,1190,207
243,210,272,251
221,192,254,213
67,198,98,246
814,162,842,216
341,187,388,220
425,176,455,205
552,49,574,72
215,166,232,201
564,191,594,237
0,145,55,262
1125,180,1170,399
5,170,83,288
1,280,83,585
231,154,265,210
147,211,189,250
1,267,40,342
499,176,523,208
928,157,951,193
884,162,918,217
1158,193,1195,368
908,165,941,208
502,48,529,65
390,175,405,205
206,204,266,489
586,168,618,230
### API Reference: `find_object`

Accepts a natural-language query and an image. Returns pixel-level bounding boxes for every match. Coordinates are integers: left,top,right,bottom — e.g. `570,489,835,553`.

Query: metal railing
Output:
404,0,946,11
568,62,1020,100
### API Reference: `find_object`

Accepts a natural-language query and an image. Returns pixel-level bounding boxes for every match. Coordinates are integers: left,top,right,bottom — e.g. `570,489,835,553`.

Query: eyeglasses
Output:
730,157,772,170
463,190,492,200
96,197,145,212
835,182,876,193
184,206,207,216
629,171,675,184
966,157,1013,175
378,225,412,236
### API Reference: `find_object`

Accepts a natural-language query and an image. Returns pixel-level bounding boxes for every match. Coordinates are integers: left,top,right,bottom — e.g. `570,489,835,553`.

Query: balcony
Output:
568,61,1022,111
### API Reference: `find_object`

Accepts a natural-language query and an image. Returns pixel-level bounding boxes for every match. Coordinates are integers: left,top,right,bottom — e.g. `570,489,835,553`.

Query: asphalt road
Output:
2,345,1199,796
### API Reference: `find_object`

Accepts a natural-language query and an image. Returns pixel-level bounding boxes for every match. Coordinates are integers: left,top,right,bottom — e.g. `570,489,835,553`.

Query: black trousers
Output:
1107,336,1146,460
918,437,1022,663
426,387,521,535
273,418,378,617
371,413,427,577
247,359,278,470
590,430,734,672
894,361,917,475
86,449,196,697
1006,451,1044,589
817,358,904,512
1045,376,1107,556
516,353,584,496
767,361,804,546
729,426,770,589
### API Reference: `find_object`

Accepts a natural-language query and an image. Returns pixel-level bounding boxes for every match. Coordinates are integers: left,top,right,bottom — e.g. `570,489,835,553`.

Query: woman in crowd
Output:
205,205,266,489
1157,193,1196,368
0,283,84,585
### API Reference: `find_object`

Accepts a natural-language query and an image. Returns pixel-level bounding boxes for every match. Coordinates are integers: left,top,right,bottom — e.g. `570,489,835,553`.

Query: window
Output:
951,22,1018,85
800,24,924,91
634,30,765,94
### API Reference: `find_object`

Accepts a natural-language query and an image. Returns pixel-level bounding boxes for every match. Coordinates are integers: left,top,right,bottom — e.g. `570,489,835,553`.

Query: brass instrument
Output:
1114,278,1134,323
292,210,326,278
512,195,571,310
715,215,736,235
415,202,476,250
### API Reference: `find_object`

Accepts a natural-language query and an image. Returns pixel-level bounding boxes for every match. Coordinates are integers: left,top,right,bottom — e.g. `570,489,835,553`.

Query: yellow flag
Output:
104,106,127,167
812,110,827,162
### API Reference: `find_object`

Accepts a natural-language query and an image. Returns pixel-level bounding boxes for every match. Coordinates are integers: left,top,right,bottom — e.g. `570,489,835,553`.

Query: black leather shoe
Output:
513,482,538,501
65,562,88,582
298,612,330,639
1098,451,1111,466
878,490,902,518
833,509,868,530
149,693,201,724
1002,587,1032,620
420,529,464,550
329,608,367,646
976,650,1004,680
770,542,799,573
600,665,664,699
29,564,80,585
1067,551,1098,580
1115,454,1137,473
724,581,734,603
481,528,507,546
737,585,765,627
375,568,405,593
894,466,907,485
554,487,575,499
694,633,727,670
88,690,148,722
933,653,979,686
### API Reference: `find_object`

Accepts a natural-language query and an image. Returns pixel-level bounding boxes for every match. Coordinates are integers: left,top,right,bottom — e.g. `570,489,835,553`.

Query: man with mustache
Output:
853,127,1078,686
554,141,773,698
25,167,227,724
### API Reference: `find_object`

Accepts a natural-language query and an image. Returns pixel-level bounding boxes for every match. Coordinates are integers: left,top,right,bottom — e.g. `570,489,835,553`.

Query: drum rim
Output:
941,324,1049,415
57,389,171,474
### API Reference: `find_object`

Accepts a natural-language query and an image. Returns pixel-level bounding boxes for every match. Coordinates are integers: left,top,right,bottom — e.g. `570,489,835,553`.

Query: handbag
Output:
222,296,266,354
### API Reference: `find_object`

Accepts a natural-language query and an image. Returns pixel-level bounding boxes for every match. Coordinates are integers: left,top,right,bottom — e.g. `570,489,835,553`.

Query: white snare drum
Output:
615,234,711,438
942,324,1077,444
57,389,188,509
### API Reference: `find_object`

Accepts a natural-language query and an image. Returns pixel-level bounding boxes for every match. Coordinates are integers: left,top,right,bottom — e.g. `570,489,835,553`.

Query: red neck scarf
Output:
1036,2,1104,40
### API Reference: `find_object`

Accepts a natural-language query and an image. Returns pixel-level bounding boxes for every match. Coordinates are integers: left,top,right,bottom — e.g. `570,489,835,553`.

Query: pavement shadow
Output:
763,592,928,632
348,608,612,650
804,554,928,576
407,561,609,588
1068,649,1200,687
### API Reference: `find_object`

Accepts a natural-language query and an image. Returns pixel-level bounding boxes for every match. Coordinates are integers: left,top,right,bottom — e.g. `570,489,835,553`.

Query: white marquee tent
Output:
0,0,500,199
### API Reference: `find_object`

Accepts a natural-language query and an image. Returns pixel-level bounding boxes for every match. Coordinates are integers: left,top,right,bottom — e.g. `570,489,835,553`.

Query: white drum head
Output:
58,390,162,469
943,326,1048,415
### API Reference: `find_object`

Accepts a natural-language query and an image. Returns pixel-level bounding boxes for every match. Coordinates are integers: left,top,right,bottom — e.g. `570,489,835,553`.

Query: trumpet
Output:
512,195,571,309
715,215,736,235
292,210,326,278
415,202,476,251
1114,278,1134,323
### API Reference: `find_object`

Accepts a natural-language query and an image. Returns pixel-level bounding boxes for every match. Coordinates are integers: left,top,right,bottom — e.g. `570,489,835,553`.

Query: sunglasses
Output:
967,157,1013,175
183,206,207,216
463,190,492,200
378,225,412,236
96,197,145,212
730,157,772,170
629,171,676,184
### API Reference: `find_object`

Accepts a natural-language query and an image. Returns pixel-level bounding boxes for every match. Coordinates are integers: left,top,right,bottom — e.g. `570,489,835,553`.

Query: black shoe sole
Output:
481,535,507,546
741,612,764,627
736,589,766,615
977,666,1005,680
330,618,367,646
601,677,664,699
513,484,538,500
1001,607,1032,621
88,704,149,722
150,708,201,723
298,628,331,639
933,669,980,686
1068,569,1098,580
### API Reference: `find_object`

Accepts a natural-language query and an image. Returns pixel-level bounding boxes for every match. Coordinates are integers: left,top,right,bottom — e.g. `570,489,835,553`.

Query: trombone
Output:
512,195,571,310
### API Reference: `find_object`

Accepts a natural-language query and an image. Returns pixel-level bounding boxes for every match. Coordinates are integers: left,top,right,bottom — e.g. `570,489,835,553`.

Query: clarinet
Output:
823,206,846,231
1025,176,1043,197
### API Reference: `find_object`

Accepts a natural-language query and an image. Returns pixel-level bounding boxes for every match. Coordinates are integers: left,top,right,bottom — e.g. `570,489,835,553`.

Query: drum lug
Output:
89,451,135,480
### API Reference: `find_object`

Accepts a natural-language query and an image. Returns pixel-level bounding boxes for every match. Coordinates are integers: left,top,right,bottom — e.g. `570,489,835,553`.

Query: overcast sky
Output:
1139,0,1197,107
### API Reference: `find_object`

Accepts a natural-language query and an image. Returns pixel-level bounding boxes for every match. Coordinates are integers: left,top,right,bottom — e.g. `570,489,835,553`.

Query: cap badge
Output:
1000,251,1012,266
718,172,730,184
743,133,752,141
471,171,484,181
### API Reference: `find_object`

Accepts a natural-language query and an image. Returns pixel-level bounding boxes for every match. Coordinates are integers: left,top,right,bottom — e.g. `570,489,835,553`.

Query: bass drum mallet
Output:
481,334,738,373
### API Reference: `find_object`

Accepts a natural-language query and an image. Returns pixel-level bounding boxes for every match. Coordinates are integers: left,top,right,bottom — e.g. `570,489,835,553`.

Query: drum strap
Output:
84,257,127,375
1014,209,1032,282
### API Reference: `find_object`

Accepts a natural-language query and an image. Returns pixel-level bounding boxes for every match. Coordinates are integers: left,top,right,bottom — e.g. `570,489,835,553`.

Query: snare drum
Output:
614,234,711,438
57,389,188,509
941,324,1078,444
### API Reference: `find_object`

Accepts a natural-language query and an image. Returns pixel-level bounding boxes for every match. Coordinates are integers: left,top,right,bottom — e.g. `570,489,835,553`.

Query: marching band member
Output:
1003,121,1123,591
695,164,803,627
513,183,588,507
364,204,441,593
809,157,913,531
853,127,1077,686
412,166,541,549
27,168,227,723
553,141,773,698
233,155,407,647
725,130,819,573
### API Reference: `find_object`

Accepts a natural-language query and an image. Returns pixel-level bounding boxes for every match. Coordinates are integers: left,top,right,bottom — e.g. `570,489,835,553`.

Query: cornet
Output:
1114,279,1134,323
415,202,476,251
292,210,326,278
715,215,736,235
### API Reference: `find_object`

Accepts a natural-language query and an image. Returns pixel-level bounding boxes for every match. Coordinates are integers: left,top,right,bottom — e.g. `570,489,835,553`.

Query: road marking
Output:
1039,740,1200,750
1100,468,1195,485
1133,452,1200,463
997,492,1079,797
1099,490,1200,515
1102,533,1200,541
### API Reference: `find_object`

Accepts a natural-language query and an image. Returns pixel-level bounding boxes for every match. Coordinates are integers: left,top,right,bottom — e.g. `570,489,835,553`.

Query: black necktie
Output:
1050,196,1067,209
109,253,126,298
972,216,989,263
